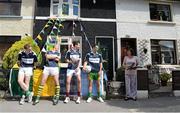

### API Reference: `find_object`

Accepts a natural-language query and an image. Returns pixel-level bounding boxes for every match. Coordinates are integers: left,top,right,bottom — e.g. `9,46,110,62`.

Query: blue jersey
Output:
85,52,103,73
45,50,61,67
65,49,81,69
18,51,38,67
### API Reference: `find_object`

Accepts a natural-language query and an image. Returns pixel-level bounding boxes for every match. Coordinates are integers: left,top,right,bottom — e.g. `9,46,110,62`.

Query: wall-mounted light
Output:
93,0,96,4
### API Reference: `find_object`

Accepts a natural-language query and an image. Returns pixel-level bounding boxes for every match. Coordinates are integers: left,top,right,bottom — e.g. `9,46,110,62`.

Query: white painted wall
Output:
116,0,180,67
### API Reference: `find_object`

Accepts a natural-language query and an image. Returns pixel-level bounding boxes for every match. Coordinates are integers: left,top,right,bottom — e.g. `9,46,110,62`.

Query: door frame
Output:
95,36,115,80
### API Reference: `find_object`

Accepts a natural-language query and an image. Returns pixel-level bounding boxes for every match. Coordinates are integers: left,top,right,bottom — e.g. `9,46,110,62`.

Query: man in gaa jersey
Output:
83,45,104,103
17,44,38,105
33,44,60,105
64,41,81,104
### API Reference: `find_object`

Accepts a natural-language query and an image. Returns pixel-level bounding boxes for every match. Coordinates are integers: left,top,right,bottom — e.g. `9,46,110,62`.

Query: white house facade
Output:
116,0,180,68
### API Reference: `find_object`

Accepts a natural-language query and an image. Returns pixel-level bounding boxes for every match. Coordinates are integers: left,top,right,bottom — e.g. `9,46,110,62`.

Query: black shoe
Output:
53,99,59,105
124,97,130,101
32,99,39,105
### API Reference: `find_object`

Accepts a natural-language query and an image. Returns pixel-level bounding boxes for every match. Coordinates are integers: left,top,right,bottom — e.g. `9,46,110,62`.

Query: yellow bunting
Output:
37,35,42,40
59,24,64,28
45,24,49,28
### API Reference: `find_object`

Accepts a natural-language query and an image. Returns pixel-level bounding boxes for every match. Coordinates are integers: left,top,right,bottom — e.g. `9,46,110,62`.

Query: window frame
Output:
151,39,177,65
149,2,173,22
50,0,80,19
0,0,22,16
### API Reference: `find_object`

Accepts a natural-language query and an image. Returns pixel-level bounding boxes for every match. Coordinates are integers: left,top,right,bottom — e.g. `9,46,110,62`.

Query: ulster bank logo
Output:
89,58,100,64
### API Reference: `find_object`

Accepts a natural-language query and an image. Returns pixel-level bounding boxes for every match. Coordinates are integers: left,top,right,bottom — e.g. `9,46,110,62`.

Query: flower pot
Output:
161,80,167,86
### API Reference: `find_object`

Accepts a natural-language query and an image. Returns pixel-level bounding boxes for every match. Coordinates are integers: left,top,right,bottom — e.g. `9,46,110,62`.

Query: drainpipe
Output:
33,0,37,38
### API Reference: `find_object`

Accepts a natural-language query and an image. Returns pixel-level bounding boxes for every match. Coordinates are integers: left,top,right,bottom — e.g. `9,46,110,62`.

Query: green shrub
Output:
160,73,171,81
2,36,41,69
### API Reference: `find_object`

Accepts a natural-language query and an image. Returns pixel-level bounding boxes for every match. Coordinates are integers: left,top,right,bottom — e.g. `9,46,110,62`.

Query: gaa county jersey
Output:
18,51,38,67
65,49,81,70
85,52,103,73
45,50,61,67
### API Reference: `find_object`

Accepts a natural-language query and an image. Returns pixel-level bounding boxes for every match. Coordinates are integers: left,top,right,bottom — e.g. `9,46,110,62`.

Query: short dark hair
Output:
127,48,134,56
24,44,31,49
92,44,98,48
72,41,79,47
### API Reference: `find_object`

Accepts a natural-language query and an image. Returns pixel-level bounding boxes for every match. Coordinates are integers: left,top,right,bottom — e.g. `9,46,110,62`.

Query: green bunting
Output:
50,31,55,36
47,21,53,25
33,40,38,45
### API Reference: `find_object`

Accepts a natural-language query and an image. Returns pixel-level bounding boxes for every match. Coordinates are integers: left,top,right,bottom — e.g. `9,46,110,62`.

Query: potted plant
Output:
116,67,125,81
160,73,171,86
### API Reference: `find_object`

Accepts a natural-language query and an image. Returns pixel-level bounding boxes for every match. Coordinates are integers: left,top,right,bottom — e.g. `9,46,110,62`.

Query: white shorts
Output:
66,68,81,77
43,66,59,76
18,67,33,77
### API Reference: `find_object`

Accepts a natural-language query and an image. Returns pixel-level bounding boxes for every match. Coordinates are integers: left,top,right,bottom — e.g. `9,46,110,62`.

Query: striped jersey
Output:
85,52,103,73
45,50,61,67
65,49,81,69
18,51,38,67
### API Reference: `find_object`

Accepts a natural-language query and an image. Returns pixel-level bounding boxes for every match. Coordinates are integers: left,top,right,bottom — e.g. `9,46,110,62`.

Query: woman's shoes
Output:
124,97,137,101
132,97,137,101
124,97,130,101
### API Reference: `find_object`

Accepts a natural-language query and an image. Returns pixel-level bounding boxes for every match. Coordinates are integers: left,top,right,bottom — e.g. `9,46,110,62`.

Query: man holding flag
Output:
33,44,61,105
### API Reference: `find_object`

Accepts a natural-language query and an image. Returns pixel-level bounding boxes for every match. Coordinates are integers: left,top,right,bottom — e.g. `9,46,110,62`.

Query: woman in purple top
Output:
123,48,139,101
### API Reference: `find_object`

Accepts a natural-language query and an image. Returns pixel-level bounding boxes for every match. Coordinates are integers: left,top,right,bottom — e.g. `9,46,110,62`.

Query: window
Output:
0,0,21,16
51,0,80,18
151,40,176,64
149,3,172,22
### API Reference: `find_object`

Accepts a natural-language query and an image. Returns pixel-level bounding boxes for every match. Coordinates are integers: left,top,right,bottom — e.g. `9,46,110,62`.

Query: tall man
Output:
83,45,104,103
17,44,38,105
64,41,81,104
33,45,60,105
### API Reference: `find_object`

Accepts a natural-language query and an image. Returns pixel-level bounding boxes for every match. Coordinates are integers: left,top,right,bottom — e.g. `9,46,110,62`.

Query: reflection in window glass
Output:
0,0,21,2
51,0,80,17
62,3,69,15
63,0,68,2
151,40,176,64
61,39,68,43
149,3,172,22
73,0,79,5
61,45,68,63
0,2,21,16
53,0,59,3
53,5,58,15
73,5,78,16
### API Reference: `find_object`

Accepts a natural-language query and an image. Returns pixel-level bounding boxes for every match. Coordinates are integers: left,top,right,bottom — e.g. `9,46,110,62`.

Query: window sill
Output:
0,15,22,19
148,20,176,25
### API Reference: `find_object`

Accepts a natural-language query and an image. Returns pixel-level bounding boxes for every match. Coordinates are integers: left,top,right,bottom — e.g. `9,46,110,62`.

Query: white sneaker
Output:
19,95,25,105
28,92,34,103
76,97,81,104
97,97,104,103
64,97,70,104
86,97,92,103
